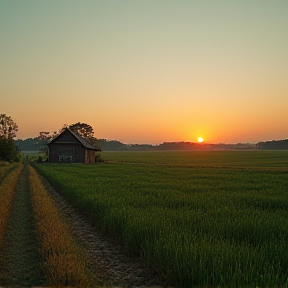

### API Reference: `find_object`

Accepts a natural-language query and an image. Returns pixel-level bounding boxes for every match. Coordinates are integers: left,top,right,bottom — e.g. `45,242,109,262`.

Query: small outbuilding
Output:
47,128,101,164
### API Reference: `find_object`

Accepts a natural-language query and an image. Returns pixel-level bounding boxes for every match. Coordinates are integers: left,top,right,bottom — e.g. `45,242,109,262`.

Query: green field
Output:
36,151,288,287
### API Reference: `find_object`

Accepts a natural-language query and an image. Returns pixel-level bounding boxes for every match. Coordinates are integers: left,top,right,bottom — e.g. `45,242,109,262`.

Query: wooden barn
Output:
47,128,101,163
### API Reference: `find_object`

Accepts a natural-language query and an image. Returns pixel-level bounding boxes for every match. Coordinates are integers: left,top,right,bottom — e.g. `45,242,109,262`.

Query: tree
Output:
35,132,54,155
53,122,95,140
0,114,20,161
68,122,95,140
0,138,20,161
37,131,52,142
0,114,18,139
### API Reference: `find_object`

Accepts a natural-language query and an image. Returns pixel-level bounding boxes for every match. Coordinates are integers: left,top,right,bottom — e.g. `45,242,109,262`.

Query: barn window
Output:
58,147,75,163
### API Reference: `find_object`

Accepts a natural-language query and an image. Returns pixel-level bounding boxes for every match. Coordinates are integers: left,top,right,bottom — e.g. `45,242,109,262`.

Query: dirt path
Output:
39,174,163,288
0,166,43,287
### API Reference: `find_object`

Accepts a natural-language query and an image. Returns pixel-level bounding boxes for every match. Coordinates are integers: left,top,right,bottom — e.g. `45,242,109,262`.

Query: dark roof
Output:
48,128,101,151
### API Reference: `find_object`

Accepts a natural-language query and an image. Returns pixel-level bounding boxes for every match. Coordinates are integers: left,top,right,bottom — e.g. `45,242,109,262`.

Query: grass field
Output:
102,150,288,169
0,164,95,287
35,151,288,287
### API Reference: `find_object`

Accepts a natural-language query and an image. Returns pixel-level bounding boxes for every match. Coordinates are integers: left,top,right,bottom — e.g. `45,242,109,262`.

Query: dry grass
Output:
29,166,90,287
0,160,10,166
0,163,16,183
0,164,22,250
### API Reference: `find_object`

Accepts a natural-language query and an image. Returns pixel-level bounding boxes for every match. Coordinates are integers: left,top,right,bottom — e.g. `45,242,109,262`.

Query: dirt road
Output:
0,166,43,286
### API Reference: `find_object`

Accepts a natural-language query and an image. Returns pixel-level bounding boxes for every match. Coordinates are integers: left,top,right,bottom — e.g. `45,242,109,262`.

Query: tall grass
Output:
29,166,90,287
0,162,18,184
0,161,10,166
0,164,22,251
36,151,288,287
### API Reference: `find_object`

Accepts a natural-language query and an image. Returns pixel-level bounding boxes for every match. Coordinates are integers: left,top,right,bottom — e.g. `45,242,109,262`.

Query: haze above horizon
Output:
1,0,287,145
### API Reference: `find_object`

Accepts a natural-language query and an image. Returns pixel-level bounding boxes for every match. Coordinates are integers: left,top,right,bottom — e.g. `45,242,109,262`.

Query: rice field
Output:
0,164,23,251
102,150,288,169
0,164,96,287
35,150,288,287
29,166,90,287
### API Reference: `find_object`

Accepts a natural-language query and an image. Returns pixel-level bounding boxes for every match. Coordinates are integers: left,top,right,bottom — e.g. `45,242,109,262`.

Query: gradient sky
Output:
1,0,287,144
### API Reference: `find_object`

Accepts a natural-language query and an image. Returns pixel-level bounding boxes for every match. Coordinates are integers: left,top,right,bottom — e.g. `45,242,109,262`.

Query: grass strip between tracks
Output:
29,166,91,287
0,164,22,251
0,165,43,286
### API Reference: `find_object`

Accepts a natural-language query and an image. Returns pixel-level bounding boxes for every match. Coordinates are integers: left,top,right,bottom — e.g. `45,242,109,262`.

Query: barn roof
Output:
47,128,101,151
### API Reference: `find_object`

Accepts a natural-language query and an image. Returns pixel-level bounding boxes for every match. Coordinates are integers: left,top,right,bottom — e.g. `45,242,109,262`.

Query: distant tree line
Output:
257,139,288,150
16,137,288,152
16,137,259,152
15,138,46,152
14,119,287,152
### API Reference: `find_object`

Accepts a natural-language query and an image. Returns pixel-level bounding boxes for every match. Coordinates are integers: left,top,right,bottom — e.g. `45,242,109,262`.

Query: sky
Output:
1,0,287,144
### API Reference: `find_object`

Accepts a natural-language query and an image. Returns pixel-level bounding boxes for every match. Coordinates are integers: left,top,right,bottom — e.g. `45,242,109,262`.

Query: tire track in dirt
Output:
39,174,164,288
0,165,43,287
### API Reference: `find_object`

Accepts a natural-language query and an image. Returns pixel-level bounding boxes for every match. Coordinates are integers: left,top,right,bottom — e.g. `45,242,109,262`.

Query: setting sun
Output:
198,137,204,143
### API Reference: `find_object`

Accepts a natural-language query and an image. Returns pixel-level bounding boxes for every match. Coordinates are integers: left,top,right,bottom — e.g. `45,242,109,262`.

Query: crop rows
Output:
0,165,95,287
0,164,23,251
29,166,91,287
36,151,288,287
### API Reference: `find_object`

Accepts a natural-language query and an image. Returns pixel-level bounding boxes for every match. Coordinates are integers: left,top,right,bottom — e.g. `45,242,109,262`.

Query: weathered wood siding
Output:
85,149,96,164
48,144,86,163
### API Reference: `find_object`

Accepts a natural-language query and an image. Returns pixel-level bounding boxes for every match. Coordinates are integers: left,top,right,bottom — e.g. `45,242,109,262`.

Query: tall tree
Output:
0,114,20,161
0,114,18,139
68,122,95,140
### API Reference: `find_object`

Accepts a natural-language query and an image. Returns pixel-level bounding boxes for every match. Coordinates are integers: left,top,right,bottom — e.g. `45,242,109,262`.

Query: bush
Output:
0,138,20,162
95,154,104,163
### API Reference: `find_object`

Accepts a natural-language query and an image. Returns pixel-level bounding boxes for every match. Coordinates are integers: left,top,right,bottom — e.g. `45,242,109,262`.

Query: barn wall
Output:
85,149,96,164
48,143,86,163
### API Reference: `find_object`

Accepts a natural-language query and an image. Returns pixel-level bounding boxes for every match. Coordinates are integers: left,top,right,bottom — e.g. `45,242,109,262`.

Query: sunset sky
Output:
1,1,287,144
